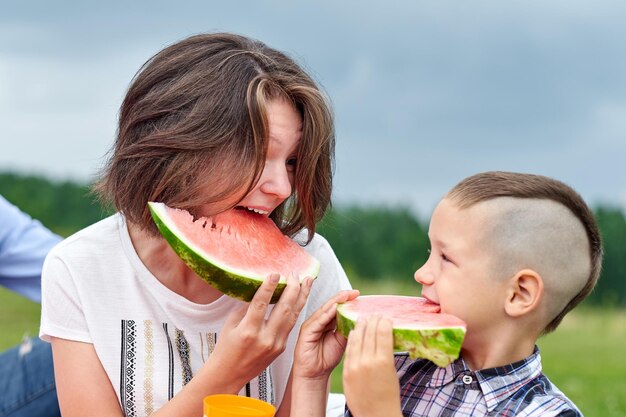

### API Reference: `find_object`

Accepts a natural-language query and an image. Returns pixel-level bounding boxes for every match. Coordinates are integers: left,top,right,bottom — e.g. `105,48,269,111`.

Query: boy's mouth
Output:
421,295,441,313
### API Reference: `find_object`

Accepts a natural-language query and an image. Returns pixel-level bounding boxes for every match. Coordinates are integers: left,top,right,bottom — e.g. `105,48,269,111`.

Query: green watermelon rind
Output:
148,202,320,303
336,303,465,367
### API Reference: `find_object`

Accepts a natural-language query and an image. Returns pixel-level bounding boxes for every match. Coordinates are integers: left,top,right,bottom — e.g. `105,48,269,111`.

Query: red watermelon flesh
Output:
148,202,320,303
336,295,466,367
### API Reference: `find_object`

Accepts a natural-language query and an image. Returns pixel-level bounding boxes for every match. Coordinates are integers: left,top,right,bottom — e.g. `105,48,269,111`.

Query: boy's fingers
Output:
344,326,356,371
377,317,394,355
344,316,368,376
349,317,366,352
363,314,381,356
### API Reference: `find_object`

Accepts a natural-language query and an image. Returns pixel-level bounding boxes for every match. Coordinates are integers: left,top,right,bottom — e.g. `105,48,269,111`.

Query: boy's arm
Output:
343,315,403,417
287,290,360,417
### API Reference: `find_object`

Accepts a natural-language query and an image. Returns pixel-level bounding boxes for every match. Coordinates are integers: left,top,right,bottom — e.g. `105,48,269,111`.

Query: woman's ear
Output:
504,269,544,317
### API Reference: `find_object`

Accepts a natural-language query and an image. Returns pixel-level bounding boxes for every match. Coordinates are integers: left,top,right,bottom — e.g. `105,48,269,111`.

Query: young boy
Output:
291,171,602,417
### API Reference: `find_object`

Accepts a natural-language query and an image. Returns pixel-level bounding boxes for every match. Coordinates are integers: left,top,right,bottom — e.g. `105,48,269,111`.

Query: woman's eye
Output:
286,157,297,171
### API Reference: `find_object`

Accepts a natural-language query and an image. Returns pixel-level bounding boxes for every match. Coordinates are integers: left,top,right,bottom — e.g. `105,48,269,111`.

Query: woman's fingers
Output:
303,289,360,331
291,275,314,317
332,288,360,305
238,272,314,347
222,300,248,329
267,273,311,339
242,273,281,327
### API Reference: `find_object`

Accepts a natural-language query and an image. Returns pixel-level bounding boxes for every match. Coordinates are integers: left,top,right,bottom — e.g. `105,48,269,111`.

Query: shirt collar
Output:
427,357,468,387
427,346,543,412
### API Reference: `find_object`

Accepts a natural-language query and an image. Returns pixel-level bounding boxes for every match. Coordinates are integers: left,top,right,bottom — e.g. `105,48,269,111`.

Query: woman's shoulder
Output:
294,229,351,291
293,229,332,253
49,213,124,257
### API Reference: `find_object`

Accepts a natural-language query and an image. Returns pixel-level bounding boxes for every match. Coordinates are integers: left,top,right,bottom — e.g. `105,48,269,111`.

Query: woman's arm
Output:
51,337,124,417
286,289,360,417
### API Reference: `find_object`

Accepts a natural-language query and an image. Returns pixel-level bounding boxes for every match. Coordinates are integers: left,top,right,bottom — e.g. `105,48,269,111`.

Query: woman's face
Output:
237,97,302,216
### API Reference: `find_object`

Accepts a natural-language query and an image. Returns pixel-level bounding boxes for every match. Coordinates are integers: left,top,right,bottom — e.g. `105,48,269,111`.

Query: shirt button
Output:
462,375,473,384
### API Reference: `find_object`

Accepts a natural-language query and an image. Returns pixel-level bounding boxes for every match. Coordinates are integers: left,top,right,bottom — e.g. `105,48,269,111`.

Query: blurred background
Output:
1,1,625,415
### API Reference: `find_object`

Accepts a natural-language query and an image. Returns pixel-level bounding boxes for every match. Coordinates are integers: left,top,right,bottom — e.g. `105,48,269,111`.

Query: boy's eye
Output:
441,252,452,263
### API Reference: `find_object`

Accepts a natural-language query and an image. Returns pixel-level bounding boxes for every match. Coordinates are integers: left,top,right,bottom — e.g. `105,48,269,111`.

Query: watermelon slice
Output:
148,202,320,303
336,295,466,367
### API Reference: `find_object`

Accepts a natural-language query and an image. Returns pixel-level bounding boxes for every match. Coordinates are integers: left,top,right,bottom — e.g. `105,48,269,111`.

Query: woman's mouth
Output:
236,206,270,216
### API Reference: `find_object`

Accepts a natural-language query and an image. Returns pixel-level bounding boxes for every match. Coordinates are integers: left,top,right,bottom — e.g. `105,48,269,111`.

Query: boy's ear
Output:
504,269,544,318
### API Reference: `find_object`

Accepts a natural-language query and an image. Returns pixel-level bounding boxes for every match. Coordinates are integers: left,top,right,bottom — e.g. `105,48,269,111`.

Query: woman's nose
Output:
259,164,292,199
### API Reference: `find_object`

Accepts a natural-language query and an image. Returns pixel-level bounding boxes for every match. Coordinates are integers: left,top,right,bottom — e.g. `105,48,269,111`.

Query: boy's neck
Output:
461,329,537,371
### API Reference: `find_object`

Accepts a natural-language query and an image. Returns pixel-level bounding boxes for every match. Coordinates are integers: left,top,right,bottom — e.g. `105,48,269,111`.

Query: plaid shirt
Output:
346,347,582,417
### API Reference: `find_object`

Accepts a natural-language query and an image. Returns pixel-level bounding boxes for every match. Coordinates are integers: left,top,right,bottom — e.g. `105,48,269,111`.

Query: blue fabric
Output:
0,195,61,302
0,337,61,417
0,195,62,416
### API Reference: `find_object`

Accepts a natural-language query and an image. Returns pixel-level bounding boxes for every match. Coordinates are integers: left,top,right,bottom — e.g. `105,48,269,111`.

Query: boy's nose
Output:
414,265,434,286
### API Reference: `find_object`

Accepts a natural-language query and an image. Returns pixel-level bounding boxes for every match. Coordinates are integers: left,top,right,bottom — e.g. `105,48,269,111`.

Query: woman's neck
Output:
127,222,224,304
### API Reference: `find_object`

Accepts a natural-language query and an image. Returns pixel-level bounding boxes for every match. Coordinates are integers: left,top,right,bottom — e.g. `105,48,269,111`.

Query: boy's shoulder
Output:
394,348,582,417
491,368,583,416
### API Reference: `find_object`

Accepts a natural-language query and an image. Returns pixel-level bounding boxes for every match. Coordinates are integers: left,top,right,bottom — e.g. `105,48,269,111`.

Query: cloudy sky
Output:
2,1,625,219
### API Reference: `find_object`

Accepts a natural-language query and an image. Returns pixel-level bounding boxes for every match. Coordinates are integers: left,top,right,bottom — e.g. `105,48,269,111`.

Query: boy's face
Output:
414,198,508,338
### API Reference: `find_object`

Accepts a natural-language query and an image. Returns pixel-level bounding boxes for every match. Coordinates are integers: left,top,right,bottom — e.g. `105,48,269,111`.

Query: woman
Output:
40,32,356,417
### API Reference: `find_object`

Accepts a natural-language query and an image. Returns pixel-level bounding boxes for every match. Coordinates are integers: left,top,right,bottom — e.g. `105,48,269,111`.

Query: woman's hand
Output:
287,289,359,417
343,315,403,417
293,289,360,382
207,273,313,391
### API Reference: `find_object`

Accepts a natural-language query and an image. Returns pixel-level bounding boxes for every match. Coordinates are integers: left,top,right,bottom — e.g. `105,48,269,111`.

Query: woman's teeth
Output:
245,207,269,215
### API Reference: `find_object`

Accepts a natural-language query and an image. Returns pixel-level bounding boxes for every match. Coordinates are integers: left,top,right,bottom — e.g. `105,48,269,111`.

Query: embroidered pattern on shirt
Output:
143,320,154,415
200,331,217,363
120,320,137,417
259,369,268,402
175,328,193,385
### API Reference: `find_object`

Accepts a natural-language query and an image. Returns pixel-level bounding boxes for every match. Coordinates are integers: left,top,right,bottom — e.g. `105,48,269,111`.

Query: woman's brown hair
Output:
94,32,335,242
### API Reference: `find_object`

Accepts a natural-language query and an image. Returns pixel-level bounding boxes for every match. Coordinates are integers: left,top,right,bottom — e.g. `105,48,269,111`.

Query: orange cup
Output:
203,394,276,417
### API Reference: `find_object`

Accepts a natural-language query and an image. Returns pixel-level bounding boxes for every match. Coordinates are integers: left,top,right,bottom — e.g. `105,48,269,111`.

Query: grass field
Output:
0,287,41,350
2,282,625,416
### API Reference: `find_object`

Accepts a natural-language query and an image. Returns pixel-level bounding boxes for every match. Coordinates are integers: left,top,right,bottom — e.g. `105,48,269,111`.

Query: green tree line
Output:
2,171,625,307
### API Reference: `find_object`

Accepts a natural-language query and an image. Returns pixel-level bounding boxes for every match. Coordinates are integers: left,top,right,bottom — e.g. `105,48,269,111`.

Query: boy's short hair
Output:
446,171,602,333
94,32,335,242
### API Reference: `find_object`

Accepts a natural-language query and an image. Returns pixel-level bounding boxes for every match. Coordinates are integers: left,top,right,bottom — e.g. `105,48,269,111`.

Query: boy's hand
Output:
293,289,360,382
209,273,312,392
343,315,403,417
